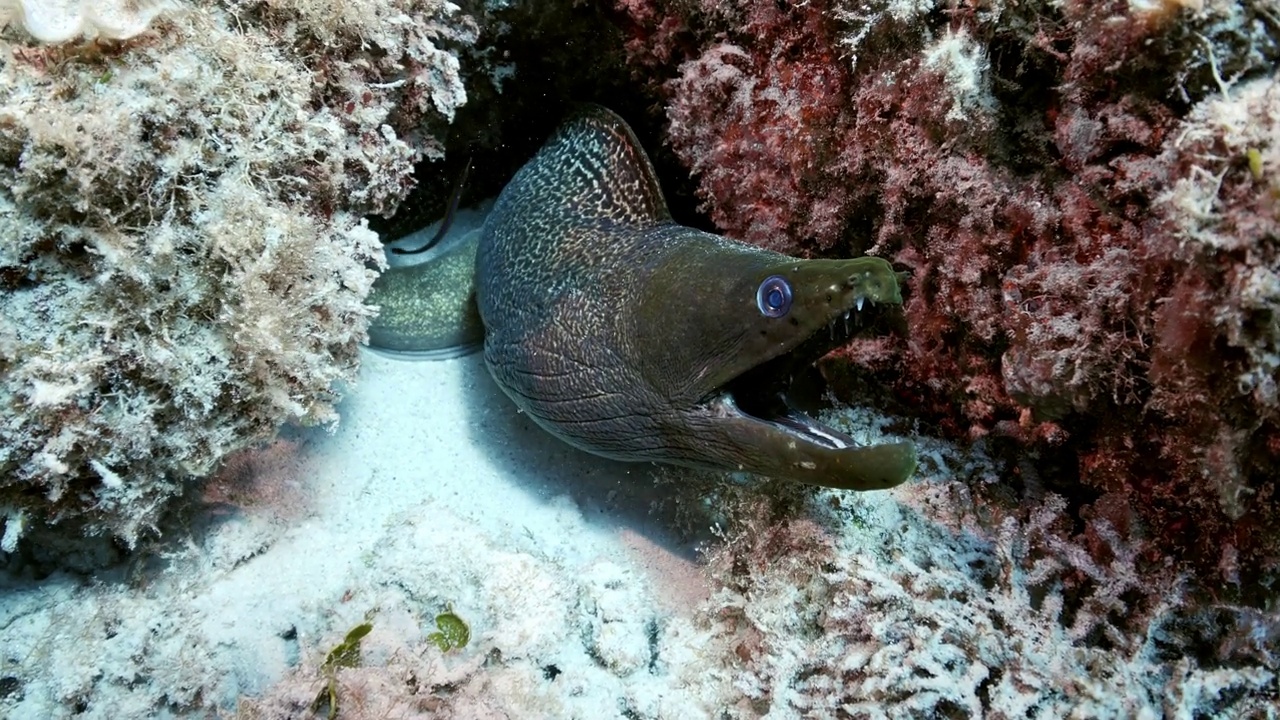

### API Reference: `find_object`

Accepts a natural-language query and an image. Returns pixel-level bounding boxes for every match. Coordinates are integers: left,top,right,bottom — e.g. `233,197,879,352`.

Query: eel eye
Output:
755,275,792,318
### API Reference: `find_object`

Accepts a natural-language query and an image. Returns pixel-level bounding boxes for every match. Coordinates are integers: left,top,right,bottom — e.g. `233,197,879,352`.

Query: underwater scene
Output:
1,1,1279,718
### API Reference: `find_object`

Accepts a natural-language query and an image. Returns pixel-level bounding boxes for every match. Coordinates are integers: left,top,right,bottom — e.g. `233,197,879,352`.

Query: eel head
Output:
632,240,916,491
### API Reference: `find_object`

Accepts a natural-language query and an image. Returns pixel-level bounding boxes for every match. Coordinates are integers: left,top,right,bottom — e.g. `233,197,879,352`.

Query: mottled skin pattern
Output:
475,106,916,489
367,229,483,356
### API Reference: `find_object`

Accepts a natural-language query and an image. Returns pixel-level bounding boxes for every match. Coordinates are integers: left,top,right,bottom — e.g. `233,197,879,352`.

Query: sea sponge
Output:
0,1,477,547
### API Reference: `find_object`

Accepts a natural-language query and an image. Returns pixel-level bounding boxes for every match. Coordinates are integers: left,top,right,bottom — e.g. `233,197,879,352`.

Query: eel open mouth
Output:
716,297,887,450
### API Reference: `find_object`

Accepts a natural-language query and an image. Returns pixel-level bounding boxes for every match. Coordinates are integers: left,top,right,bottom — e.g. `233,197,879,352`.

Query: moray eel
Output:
368,106,916,490
366,227,483,357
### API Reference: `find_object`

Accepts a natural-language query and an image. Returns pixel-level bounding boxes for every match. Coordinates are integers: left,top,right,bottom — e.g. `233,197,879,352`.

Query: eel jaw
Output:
720,300,872,448
711,392,859,450
698,295,917,490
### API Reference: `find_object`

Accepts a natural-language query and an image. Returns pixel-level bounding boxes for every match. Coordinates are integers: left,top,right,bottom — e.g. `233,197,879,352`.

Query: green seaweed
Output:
1247,147,1264,181
427,604,470,652
310,621,373,720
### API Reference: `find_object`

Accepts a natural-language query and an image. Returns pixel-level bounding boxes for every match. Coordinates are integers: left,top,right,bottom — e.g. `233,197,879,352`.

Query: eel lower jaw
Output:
709,391,858,451
700,381,917,491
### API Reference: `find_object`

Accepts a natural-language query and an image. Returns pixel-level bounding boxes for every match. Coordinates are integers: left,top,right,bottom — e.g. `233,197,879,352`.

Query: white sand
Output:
0,344,727,718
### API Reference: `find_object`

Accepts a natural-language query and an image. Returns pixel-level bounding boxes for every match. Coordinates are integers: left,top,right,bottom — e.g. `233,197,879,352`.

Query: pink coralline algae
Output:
613,0,1280,590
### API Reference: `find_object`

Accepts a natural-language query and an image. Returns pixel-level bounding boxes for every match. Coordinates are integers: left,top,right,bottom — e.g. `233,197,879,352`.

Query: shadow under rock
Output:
452,351,713,563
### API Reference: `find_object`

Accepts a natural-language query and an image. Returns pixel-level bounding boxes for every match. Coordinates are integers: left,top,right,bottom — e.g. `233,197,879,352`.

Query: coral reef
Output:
0,1,477,547
613,0,1280,589
693,453,1279,718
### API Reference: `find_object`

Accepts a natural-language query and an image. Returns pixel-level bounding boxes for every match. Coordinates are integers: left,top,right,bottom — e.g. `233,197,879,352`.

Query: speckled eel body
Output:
367,105,916,491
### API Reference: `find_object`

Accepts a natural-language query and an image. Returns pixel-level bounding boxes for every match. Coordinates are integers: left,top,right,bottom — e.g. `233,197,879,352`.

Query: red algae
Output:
613,0,1280,591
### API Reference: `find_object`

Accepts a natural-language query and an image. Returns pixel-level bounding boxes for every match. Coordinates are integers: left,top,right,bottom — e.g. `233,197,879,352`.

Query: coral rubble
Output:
697,467,1278,719
0,1,477,547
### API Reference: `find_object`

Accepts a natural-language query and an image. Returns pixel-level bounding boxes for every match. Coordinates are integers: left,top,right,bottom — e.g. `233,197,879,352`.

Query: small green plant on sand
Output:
310,621,373,720
427,604,470,652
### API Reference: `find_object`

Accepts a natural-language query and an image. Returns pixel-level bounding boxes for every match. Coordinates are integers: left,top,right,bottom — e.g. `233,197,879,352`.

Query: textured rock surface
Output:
0,0,476,546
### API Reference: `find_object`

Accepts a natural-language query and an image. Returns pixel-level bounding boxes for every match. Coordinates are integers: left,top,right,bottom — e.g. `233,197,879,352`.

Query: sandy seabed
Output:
2,342,727,718
1,212,724,719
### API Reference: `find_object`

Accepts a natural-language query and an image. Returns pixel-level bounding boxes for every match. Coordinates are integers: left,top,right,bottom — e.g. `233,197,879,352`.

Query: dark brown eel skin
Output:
367,106,916,490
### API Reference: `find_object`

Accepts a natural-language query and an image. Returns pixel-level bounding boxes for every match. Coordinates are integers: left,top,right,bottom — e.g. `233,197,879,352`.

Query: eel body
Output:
366,228,483,357
368,106,916,490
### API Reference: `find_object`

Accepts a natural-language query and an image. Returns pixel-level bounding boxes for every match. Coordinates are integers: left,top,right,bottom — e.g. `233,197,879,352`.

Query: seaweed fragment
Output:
427,604,470,652
310,621,373,720
1247,147,1264,181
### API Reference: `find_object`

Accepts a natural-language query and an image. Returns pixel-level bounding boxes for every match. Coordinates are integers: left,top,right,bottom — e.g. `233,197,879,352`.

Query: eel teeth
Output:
803,421,850,449
856,296,865,312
